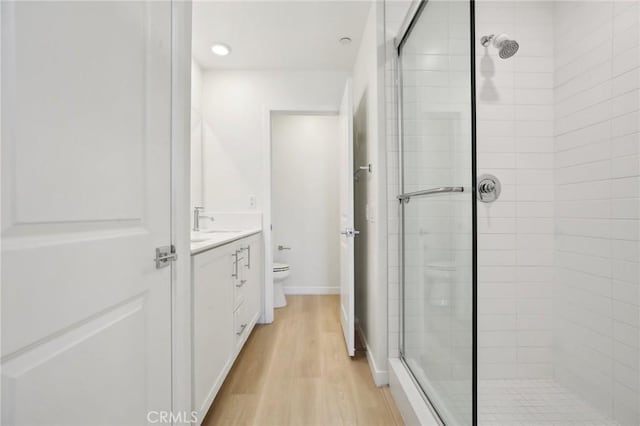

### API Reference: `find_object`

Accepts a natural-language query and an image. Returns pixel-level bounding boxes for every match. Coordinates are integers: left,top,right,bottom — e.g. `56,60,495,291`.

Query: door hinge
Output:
155,245,177,269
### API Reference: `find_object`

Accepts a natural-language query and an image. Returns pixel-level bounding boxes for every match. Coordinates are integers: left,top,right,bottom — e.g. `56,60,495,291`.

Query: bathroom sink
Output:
191,230,244,242
190,233,211,242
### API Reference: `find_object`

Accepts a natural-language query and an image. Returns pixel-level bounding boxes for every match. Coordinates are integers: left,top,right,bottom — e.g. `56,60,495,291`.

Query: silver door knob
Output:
340,228,360,238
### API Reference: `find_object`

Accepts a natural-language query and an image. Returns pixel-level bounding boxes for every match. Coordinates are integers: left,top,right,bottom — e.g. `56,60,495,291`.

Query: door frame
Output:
171,0,194,421
262,105,338,324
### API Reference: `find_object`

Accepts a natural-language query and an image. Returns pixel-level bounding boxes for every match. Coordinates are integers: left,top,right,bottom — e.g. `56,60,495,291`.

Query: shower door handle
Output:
398,186,464,203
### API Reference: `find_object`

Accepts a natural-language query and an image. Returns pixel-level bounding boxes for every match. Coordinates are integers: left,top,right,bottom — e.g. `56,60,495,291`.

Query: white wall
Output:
191,58,203,115
200,70,349,211
352,1,389,386
271,114,340,294
553,2,640,423
476,1,555,380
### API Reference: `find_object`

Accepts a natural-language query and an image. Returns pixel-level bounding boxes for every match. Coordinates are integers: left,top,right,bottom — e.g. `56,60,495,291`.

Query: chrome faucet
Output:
193,207,214,232
193,207,204,231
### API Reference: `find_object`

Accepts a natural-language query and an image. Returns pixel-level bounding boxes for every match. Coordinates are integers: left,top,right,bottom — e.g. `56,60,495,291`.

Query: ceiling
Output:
192,1,371,70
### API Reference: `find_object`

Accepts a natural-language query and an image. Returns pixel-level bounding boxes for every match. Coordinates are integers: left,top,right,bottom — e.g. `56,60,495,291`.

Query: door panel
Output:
398,0,474,424
1,2,173,424
339,80,355,357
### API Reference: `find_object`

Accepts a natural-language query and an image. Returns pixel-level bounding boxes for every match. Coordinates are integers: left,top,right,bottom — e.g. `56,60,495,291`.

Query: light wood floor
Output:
203,295,404,426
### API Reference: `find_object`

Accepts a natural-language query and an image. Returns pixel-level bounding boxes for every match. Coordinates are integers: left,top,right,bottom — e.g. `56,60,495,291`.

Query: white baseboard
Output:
357,323,389,386
283,286,339,295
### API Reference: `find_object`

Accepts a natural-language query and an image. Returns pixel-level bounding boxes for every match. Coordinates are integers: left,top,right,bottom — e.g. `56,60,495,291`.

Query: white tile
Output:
479,330,517,347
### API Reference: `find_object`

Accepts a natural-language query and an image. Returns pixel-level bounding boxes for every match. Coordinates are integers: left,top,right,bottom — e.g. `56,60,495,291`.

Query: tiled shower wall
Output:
476,1,556,379
553,2,640,423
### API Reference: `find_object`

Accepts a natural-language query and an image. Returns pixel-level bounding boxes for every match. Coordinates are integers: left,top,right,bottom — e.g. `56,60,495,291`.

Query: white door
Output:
338,80,355,357
1,2,173,425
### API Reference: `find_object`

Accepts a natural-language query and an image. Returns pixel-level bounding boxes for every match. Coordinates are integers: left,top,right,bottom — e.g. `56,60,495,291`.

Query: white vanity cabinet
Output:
232,235,262,348
191,232,263,424
192,243,235,418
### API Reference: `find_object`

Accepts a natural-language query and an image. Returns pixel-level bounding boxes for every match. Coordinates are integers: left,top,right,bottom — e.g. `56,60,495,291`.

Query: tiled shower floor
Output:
479,379,617,425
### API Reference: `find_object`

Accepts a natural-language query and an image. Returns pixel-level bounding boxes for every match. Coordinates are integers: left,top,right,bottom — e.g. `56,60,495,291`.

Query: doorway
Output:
270,113,341,297
264,84,356,358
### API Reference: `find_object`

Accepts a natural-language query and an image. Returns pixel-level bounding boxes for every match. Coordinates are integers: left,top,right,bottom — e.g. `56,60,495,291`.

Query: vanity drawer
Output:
234,302,249,344
233,278,246,310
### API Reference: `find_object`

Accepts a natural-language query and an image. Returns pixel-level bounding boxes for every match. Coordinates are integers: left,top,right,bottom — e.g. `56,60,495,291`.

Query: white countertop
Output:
190,228,262,255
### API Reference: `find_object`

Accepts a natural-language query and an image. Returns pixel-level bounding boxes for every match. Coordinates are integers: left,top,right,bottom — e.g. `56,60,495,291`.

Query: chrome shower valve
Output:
477,174,501,203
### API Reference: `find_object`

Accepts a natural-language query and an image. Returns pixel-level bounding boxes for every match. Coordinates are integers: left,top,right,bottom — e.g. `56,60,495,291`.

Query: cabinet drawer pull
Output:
232,252,239,278
236,280,247,288
236,323,247,336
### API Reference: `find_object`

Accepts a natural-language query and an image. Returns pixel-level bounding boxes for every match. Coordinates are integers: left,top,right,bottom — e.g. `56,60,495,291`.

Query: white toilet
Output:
273,262,290,308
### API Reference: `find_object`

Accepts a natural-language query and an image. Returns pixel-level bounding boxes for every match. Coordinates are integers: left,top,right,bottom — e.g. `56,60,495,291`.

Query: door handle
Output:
236,323,247,336
155,245,177,269
340,228,360,238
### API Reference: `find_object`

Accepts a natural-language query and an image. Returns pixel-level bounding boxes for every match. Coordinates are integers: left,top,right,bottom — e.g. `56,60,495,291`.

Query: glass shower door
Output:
398,0,475,424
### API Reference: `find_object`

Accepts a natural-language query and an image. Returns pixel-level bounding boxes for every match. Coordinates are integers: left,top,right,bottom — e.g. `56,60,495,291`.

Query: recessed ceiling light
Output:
339,37,352,45
211,43,231,56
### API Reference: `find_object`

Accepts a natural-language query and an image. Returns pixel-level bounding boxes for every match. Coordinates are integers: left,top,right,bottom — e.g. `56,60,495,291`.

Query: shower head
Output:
498,39,519,59
481,33,519,59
